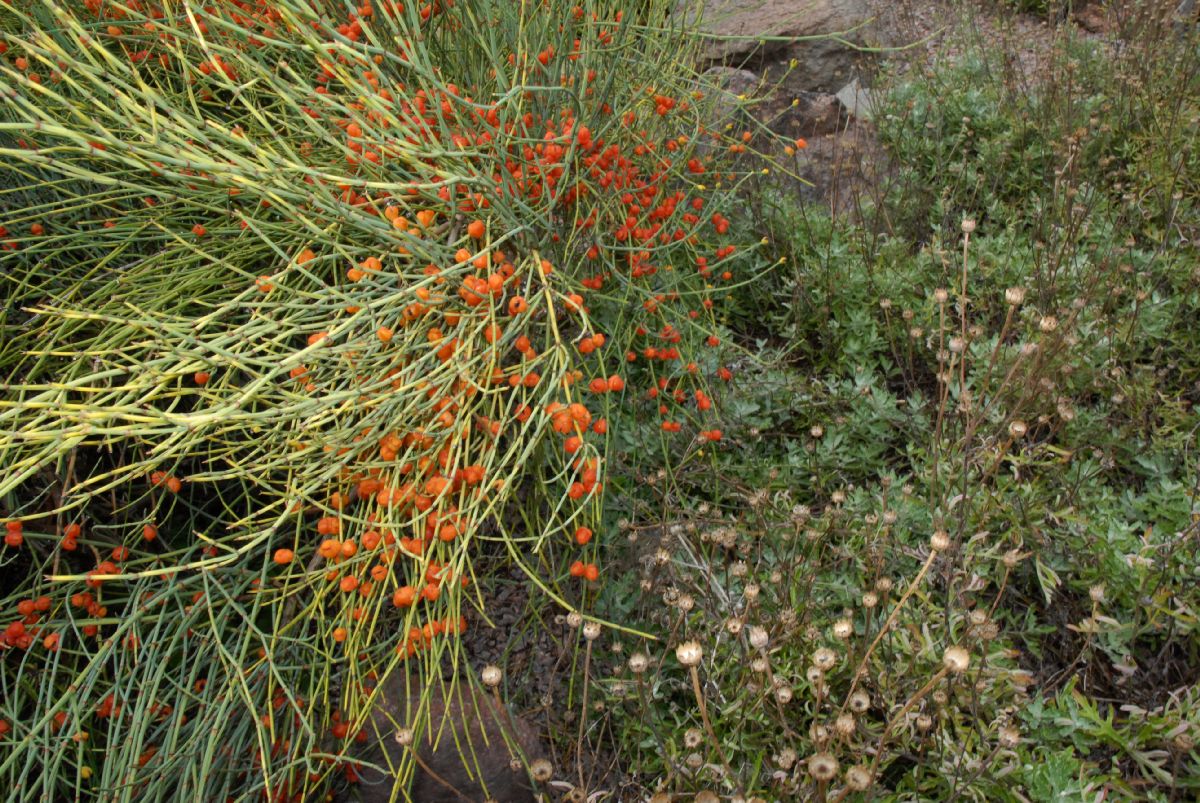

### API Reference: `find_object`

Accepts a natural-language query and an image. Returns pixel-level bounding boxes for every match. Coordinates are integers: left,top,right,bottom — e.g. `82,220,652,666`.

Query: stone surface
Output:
340,676,546,803
835,76,875,120
687,0,878,92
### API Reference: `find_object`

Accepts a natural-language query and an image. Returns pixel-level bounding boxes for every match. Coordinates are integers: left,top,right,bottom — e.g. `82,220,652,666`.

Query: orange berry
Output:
574,526,592,545
272,548,294,565
466,220,485,239
142,524,158,542
339,576,359,593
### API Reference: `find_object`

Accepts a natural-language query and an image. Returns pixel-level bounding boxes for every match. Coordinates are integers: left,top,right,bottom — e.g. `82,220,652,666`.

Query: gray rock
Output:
686,0,878,92
339,675,546,802
834,77,875,120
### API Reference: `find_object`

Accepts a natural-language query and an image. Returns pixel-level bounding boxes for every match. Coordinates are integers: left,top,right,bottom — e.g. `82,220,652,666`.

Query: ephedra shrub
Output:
0,1,770,799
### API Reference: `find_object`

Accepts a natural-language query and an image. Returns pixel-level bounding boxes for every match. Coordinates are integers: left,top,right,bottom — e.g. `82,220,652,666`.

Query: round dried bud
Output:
875,577,893,594
930,530,951,552
582,622,602,641
776,747,797,769
685,752,703,770
481,665,503,687
1174,732,1195,752
1002,549,1024,568
933,288,949,304
809,722,830,743
845,766,873,791
730,561,748,577
1039,315,1058,333
526,757,553,782
676,640,703,667
948,336,965,354
751,657,769,673
1008,420,1027,438
649,794,673,803
943,646,971,674
1089,584,1105,603
812,647,837,671
969,609,989,626
628,653,649,674
748,625,769,650
725,617,743,636
808,753,839,782
833,619,853,640
961,218,976,234
806,665,825,685
916,714,934,732
810,425,824,438
1020,341,1038,357
835,713,856,737
775,685,794,704
848,690,870,713
743,583,760,602
1005,286,1026,305
694,792,719,803
566,611,583,629
394,727,413,747
684,727,703,748
677,593,695,612
862,592,878,609
932,690,948,706
830,490,845,505
998,725,1020,748
653,548,671,566
879,297,892,310
882,510,898,525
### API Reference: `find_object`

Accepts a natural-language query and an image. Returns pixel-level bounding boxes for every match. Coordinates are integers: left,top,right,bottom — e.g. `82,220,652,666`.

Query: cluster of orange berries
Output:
149,470,183,494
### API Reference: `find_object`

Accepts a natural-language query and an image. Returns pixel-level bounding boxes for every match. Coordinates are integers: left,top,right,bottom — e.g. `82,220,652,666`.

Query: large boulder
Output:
686,0,878,93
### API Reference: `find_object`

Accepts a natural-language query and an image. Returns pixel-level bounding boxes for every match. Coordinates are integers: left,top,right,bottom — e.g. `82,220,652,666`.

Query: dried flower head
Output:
812,647,837,671
930,530,951,552
808,752,839,782
845,765,873,791
676,640,703,667
943,646,971,674
481,665,503,687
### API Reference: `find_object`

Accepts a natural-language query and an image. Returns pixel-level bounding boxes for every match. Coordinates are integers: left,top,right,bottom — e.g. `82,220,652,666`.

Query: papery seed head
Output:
845,766,873,791
676,640,703,667
943,646,970,674
808,753,839,782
